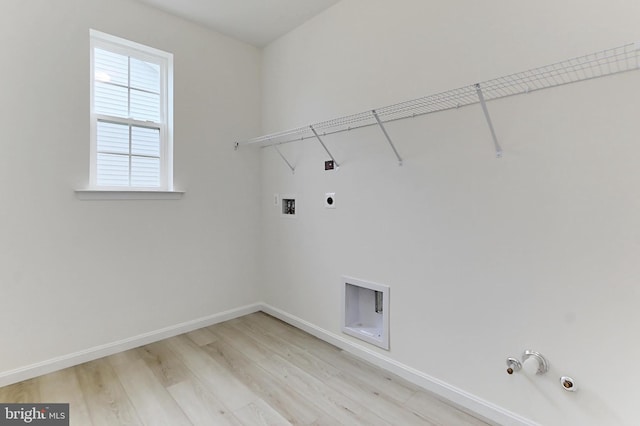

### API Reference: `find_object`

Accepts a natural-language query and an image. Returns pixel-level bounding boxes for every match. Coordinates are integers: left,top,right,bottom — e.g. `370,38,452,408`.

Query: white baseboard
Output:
0,303,261,388
260,303,538,426
0,301,535,426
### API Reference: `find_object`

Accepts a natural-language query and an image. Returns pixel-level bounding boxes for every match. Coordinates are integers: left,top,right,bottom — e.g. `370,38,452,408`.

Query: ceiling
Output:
134,0,341,47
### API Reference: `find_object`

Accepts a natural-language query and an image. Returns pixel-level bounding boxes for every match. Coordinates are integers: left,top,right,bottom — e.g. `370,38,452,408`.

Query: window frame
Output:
89,29,174,191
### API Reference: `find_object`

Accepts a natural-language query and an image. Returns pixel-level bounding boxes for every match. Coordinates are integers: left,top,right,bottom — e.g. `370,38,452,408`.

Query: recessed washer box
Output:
280,194,296,217
342,276,389,350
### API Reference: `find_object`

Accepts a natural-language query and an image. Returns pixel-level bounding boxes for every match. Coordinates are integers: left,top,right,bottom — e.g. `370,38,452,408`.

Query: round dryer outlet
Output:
325,192,336,209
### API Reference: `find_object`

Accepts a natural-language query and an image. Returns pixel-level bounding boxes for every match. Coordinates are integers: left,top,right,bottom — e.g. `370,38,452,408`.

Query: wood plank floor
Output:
0,312,492,425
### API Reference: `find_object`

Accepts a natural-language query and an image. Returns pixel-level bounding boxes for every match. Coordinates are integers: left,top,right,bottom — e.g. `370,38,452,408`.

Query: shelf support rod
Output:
372,110,403,166
475,83,503,158
310,125,339,168
274,145,295,174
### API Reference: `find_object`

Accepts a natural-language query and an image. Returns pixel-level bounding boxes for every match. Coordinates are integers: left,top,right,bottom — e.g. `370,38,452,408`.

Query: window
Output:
90,30,173,191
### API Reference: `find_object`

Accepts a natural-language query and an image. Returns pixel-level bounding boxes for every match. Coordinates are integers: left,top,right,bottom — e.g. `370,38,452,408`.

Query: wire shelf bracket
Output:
274,145,295,174
372,109,403,165
310,125,340,169
475,84,503,158
234,42,640,164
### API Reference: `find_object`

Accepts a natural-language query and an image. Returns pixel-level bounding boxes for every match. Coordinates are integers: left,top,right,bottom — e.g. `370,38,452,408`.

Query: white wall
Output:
260,1,640,424
0,0,261,378
3,1,640,423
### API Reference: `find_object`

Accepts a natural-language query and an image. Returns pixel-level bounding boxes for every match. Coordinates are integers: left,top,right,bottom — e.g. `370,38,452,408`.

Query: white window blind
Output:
90,30,173,190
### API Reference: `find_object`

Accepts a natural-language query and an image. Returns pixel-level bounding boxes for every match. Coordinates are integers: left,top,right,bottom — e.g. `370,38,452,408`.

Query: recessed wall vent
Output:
342,276,389,350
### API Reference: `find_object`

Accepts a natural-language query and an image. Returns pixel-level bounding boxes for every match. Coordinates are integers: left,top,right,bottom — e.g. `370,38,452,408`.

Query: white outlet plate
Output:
325,192,336,209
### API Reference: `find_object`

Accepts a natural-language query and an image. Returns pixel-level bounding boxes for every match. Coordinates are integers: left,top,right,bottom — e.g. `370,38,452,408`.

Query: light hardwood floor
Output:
0,312,491,425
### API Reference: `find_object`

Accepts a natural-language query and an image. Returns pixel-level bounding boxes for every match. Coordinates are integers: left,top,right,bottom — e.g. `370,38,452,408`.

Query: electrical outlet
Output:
325,192,336,209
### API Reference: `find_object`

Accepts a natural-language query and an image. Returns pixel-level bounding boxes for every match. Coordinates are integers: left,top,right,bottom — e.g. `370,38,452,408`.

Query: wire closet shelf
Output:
234,42,640,161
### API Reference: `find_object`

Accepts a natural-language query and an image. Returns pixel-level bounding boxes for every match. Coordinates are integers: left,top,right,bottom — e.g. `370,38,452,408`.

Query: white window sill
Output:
75,189,185,200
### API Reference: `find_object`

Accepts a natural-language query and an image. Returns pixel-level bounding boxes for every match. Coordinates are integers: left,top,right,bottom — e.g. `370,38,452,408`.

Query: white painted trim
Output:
90,29,173,60
260,303,539,426
89,29,174,191
0,301,536,425
0,303,260,388
74,190,184,200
